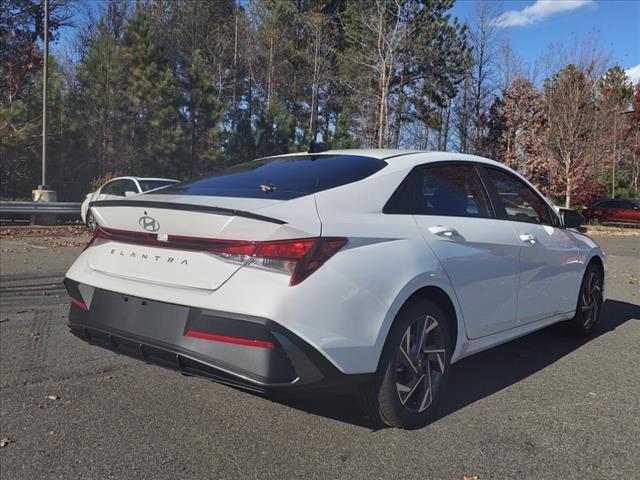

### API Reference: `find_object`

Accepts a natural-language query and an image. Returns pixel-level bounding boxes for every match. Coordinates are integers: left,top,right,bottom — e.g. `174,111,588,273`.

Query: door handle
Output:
428,226,459,238
520,233,537,245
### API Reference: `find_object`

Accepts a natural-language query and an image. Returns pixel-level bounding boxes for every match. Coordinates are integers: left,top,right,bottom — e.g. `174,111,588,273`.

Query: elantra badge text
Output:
109,248,188,265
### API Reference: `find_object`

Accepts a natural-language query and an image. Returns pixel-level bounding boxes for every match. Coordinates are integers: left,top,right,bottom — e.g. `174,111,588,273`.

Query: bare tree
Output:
497,39,524,91
468,0,500,154
307,10,336,141
544,43,609,207
341,0,419,148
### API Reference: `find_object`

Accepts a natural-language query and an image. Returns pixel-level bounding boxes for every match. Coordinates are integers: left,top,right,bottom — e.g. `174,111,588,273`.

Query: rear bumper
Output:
65,279,372,396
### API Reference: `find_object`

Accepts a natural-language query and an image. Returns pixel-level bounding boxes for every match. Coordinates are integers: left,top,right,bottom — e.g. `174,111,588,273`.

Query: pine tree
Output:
328,111,359,149
255,94,294,157
227,110,256,165
72,20,126,175
182,49,224,176
122,5,183,176
1,54,70,197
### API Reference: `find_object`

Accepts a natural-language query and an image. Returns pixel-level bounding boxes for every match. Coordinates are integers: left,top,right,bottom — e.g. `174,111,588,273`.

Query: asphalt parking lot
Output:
1,228,638,480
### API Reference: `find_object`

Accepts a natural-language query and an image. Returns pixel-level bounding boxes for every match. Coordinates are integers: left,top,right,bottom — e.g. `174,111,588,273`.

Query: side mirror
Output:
560,208,584,228
124,190,137,197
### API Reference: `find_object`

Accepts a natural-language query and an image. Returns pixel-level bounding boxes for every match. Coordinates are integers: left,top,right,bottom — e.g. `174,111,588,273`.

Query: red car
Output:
583,199,640,225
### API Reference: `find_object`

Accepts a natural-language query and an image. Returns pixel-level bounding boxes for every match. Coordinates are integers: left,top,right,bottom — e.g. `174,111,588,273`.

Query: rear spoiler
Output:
89,200,286,225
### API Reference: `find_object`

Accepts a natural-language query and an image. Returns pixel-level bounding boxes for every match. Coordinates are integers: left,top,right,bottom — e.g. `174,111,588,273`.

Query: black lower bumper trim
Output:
65,280,373,396
69,324,273,393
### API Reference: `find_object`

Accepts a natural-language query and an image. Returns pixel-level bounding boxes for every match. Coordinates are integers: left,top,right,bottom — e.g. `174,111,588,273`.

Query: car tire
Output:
86,211,97,231
588,216,601,226
566,263,603,336
358,298,452,429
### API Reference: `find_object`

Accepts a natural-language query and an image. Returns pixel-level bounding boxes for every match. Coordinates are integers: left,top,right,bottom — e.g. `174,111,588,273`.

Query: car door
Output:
396,163,522,339
605,200,622,223
612,200,639,223
619,200,640,224
482,167,582,324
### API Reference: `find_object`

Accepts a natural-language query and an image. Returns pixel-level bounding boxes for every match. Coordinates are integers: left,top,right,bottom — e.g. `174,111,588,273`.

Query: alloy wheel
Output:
395,315,446,414
581,271,602,329
87,212,97,231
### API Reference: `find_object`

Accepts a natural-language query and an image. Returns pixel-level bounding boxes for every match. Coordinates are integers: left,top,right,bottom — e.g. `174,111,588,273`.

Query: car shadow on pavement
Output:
277,299,640,430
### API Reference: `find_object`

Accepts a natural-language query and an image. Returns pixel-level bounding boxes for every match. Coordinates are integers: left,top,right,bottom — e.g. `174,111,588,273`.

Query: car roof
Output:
267,149,552,211
268,149,506,171
270,149,423,160
108,176,179,182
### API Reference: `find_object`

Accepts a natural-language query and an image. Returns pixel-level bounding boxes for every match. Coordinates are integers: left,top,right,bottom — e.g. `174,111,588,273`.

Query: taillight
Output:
217,237,347,286
83,226,109,251
84,226,347,286
288,238,347,285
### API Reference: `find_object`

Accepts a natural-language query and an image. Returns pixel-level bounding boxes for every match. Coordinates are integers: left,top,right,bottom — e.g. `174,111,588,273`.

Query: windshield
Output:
138,180,178,192
161,154,387,200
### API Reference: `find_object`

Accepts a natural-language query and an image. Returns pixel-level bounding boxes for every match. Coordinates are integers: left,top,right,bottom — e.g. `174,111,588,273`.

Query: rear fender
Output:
375,273,466,368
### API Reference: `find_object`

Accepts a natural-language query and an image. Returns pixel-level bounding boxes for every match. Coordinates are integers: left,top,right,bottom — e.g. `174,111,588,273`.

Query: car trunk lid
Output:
86,194,320,291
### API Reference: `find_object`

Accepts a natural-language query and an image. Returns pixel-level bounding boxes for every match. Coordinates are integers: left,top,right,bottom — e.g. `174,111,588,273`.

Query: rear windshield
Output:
138,180,178,192
160,154,387,200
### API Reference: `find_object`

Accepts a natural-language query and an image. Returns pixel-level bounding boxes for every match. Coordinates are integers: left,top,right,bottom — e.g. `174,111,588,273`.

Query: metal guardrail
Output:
0,201,82,215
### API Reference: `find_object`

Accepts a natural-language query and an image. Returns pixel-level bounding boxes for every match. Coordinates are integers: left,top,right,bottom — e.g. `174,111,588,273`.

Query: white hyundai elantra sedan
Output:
64,149,604,429
80,176,179,230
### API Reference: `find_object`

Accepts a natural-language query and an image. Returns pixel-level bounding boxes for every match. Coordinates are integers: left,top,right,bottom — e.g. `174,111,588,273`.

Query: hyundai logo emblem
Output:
139,216,160,232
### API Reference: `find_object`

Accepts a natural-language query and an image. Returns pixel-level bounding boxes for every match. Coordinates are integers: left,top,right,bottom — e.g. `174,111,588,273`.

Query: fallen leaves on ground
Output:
463,476,480,480
29,331,40,338
584,226,639,236
0,225,91,249
46,394,60,401
0,225,89,237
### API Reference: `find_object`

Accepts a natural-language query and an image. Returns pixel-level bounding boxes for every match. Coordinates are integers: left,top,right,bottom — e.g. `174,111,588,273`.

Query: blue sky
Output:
450,0,640,83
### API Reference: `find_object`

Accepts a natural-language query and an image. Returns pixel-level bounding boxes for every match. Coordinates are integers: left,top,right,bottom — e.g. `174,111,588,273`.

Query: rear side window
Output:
101,180,125,196
385,164,493,218
485,168,551,225
160,155,387,200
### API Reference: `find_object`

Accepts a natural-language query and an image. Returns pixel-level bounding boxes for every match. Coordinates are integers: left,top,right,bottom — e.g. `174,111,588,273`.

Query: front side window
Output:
486,168,551,225
386,164,492,217
597,200,615,209
122,179,138,194
619,200,639,210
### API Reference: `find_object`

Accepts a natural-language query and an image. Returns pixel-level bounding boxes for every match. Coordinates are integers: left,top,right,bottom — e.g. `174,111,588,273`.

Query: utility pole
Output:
32,0,57,225
41,0,49,188
612,111,617,199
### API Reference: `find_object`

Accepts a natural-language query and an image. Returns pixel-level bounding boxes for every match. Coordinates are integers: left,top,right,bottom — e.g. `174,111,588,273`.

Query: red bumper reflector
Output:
185,329,274,349
71,297,88,311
